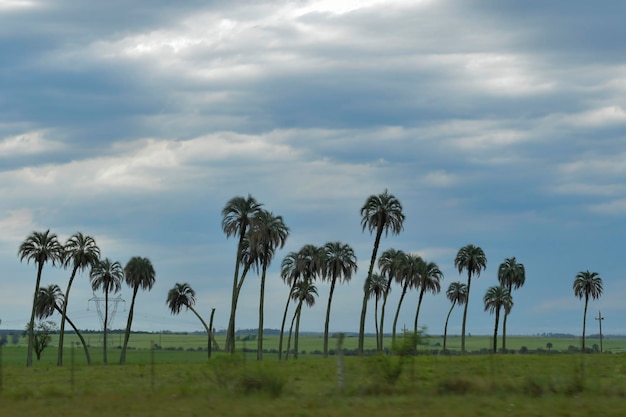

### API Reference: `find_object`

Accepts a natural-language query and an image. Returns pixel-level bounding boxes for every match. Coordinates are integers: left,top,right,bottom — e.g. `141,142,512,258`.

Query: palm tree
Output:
358,190,405,354
443,281,467,352
377,248,405,351
365,273,388,348
18,230,64,366
278,245,325,359
391,253,421,344
497,257,525,352
166,283,219,358
222,195,263,353
573,270,603,352
413,260,443,344
120,256,156,364
58,232,100,366
90,258,123,364
454,244,487,354
247,210,289,360
35,284,91,365
483,285,513,353
322,241,357,357
286,279,318,360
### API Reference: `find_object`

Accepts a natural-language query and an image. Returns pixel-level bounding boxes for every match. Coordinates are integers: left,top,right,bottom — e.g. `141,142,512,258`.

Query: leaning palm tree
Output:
247,210,289,360
58,232,100,366
35,284,91,365
222,195,263,353
278,245,325,359
18,230,64,367
413,260,443,344
573,270,603,352
286,279,318,360
322,241,357,357
443,281,467,352
377,248,405,351
120,256,156,364
90,258,123,364
358,190,405,354
483,285,513,353
166,283,219,358
365,273,388,349
497,257,525,352
391,252,420,344
454,244,487,354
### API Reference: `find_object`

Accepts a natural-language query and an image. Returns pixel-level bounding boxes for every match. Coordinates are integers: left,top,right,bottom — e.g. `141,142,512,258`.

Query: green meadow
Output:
1,334,626,416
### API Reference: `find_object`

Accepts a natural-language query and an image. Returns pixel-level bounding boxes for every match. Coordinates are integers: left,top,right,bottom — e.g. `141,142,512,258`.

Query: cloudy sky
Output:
1,0,625,340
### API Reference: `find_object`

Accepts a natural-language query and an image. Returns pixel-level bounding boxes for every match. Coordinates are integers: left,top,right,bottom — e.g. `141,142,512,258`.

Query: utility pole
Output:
595,310,604,353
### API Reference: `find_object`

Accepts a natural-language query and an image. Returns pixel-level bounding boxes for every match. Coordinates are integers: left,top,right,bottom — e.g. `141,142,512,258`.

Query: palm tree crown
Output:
360,189,405,236
35,284,65,319
19,230,64,266
573,270,603,301
497,257,525,290
446,281,468,306
483,286,513,315
124,256,156,291
167,282,197,314
63,232,100,272
90,258,124,295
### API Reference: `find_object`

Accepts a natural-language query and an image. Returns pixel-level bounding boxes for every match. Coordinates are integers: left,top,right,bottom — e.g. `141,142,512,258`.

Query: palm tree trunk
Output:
391,280,409,344
58,265,79,366
226,229,247,353
27,262,45,367
257,262,268,361
294,301,303,360
120,285,139,365
582,295,588,352
378,276,394,351
285,303,299,360
502,283,512,352
208,308,217,358
358,225,384,354
278,280,297,360
103,289,109,364
189,305,213,359
323,277,337,357
374,296,380,348
413,289,425,347
54,306,91,365
443,301,456,352
493,308,500,353
461,271,472,354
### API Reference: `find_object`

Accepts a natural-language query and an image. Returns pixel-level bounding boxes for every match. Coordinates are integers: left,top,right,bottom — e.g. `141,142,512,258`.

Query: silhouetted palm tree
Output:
413,260,443,343
222,195,263,353
35,284,91,365
391,252,421,344
443,281,467,352
573,270,603,351
483,285,513,353
120,256,156,364
58,232,100,366
90,258,123,364
287,279,318,360
454,244,487,354
497,257,525,352
247,210,289,360
322,241,357,357
19,230,64,367
378,248,405,351
166,282,219,358
366,273,388,349
358,190,405,354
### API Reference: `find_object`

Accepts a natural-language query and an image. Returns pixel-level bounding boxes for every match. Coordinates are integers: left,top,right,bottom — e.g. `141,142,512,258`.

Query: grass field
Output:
1,341,626,417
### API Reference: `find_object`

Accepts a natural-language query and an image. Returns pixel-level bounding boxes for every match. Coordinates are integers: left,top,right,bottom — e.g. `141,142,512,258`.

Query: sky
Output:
1,0,625,339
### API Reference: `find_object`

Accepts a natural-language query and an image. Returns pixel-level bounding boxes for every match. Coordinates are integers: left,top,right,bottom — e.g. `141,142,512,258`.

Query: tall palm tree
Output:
58,232,100,366
322,241,357,357
377,248,405,351
413,260,443,344
18,230,64,367
222,195,263,353
573,270,603,352
247,210,289,360
90,258,123,364
391,252,421,344
483,285,513,353
286,279,318,360
365,273,388,349
35,284,91,365
166,283,219,358
278,245,325,359
358,190,405,354
454,244,487,354
497,257,525,352
443,281,467,352
120,256,156,364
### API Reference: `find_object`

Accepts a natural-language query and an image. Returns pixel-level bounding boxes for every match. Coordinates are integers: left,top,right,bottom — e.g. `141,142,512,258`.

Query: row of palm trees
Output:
19,230,155,366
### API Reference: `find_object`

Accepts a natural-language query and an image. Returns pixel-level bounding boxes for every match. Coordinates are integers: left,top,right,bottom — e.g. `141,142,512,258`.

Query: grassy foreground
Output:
1,346,626,417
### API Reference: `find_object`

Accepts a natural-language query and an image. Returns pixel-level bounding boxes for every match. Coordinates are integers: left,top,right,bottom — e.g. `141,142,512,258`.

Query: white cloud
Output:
0,131,64,157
